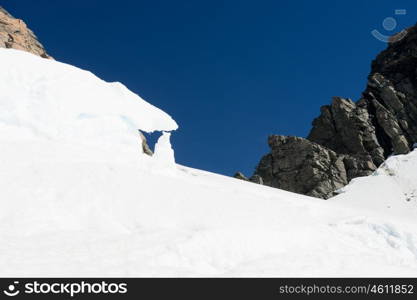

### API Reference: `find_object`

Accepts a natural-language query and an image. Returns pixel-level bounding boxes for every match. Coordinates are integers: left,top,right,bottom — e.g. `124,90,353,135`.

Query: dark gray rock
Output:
254,136,346,199
253,135,375,199
308,96,385,166
248,24,417,199
234,172,249,181
249,174,263,185
234,172,264,185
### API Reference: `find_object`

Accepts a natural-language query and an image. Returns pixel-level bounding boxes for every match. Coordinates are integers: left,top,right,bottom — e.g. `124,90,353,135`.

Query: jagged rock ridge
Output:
242,24,417,199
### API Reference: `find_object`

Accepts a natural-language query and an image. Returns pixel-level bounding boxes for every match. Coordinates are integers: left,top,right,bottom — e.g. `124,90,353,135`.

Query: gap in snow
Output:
141,131,163,153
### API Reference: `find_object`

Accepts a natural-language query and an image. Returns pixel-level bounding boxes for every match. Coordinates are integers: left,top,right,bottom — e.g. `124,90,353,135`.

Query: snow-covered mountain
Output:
0,48,416,277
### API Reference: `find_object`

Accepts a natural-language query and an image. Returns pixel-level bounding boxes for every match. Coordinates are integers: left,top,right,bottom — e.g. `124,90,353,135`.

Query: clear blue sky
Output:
4,0,417,176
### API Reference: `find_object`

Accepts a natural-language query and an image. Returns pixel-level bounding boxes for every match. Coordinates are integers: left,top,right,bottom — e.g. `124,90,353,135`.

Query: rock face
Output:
255,136,348,198
249,24,417,199
254,135,376,198
0,6,51,58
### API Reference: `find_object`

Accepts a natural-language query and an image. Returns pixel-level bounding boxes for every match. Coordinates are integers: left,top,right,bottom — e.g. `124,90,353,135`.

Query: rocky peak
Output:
241,24,417,199
0,6,51,58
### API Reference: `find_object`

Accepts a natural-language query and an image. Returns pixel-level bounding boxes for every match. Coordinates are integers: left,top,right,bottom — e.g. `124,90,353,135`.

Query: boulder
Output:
254,136,375,199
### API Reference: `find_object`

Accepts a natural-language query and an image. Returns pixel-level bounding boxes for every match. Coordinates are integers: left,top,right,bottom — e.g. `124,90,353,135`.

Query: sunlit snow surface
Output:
0,49,177,149
0,49,416,277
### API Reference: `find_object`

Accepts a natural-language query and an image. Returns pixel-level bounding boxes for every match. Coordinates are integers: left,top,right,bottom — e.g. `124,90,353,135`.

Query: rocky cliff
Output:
241,24,417,199
0,6,50,58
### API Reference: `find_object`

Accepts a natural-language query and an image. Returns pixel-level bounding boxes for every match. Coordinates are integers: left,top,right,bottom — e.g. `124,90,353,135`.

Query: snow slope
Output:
333,151,417,223
0,49,177,152
0,49,416,277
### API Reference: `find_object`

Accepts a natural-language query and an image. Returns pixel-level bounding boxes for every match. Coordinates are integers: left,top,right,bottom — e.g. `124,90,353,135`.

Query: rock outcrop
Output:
244,24,417,199
254,135,376,198
233,172,264,185
0,6,51,58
